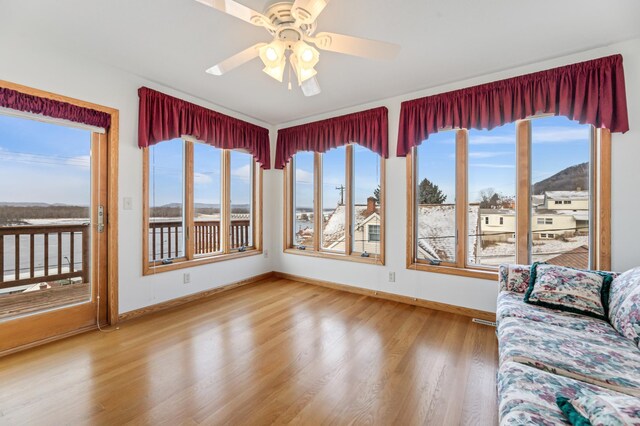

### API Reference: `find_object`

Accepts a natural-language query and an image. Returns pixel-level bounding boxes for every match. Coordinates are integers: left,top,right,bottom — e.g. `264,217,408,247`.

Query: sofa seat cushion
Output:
497,291,613,335
498,361,628,425
498,317,640,396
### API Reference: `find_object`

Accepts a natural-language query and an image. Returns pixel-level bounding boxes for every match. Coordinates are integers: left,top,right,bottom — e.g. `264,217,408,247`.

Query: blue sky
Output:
1,112,589,209
148,139,253,209
295,144,381,209
0,114,91,205
417,115,591,203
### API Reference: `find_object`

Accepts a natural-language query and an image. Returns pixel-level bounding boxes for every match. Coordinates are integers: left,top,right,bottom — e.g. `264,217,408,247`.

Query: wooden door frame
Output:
0,79,119,326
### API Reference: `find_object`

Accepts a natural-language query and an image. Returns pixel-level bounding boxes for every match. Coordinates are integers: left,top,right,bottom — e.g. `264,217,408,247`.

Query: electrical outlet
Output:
263,249,268,258
183,272,191,284
388,272,396,283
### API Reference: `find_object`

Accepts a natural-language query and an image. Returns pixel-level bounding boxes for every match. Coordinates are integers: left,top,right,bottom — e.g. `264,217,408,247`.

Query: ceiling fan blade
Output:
206,43,266,76
309,32,400,61
195,0,274,29
291,0,329,25
301,76,321,96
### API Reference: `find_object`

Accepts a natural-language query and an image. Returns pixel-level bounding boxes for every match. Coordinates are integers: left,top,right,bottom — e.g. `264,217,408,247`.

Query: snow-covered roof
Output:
322,204,380,246
532,195,545,207
545,191,589,201
480,209,515,216
416,204,479,262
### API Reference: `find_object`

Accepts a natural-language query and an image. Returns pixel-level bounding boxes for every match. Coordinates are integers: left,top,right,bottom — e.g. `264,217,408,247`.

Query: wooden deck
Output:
0,282,90,320
0,277,499,425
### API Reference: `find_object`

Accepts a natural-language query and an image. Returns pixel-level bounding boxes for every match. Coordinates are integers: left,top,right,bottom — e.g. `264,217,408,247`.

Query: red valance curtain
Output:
275,106,388,169
0,87,111,129
138,87,271,169
397,54,629,156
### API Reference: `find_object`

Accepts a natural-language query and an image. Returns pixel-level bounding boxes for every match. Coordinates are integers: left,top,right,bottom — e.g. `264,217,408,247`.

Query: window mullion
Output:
456,130,468,268
596,129,612,270
221,149,231,254
313,152,321,252
184,140,195,261
345,145,353,255
516,120,531,264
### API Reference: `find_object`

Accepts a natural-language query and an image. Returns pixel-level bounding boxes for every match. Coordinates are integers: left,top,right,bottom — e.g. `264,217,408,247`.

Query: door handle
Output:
98,205,105,233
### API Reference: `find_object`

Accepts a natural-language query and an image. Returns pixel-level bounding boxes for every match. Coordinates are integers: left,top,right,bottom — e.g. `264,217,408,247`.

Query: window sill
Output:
143,249,262,275
284,248,385,266
406,262,497,281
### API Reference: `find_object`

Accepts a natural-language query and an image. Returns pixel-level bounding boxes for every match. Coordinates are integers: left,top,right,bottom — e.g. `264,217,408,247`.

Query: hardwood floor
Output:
0,277,499,425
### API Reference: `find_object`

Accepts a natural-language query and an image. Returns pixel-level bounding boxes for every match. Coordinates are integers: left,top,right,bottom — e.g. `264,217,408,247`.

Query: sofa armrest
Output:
499,264,531,293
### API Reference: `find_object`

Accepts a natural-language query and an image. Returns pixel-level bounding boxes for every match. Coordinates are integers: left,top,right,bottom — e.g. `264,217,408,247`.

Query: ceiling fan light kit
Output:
197,0,400,96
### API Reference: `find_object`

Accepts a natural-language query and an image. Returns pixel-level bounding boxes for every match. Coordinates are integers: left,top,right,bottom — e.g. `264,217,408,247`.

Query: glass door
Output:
0,113,108,352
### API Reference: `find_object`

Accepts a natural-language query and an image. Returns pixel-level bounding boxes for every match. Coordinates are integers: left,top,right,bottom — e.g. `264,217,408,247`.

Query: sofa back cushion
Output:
524,263,614,320
609,267,640,347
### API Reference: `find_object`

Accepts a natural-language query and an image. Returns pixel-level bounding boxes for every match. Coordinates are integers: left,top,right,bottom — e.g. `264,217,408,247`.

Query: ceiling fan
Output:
196,0,401,96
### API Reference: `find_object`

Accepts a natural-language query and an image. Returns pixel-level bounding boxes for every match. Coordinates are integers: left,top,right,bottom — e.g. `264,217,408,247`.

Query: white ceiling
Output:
2,0,639,125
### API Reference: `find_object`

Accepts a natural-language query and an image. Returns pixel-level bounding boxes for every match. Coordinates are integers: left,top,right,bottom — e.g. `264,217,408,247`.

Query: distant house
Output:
477,190,589,242
321,197,381,254
543,191,589,211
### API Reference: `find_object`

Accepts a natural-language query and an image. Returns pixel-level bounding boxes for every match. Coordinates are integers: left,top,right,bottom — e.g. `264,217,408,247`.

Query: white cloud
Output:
194,172,212,184
450,151,513,159
531,126,590,143
469,163,515,169
231,164,251,178
66,155,90,169
469,135,515,145
295,168,314,185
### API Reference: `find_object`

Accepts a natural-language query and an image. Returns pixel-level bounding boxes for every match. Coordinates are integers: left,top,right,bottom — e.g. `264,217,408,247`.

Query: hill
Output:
532,162,589,195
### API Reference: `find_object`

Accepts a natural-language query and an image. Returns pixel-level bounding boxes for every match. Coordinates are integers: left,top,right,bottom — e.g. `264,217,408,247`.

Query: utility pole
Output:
335,184,345,205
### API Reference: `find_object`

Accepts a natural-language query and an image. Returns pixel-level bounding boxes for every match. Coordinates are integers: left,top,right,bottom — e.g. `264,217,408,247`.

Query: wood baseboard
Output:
273,272,496,322
118,271,275,322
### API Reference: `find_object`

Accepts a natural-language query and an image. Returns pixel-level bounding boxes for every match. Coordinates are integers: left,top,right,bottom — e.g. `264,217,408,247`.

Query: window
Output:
408,116,611,278
284,144,385,264
143,138,262,274
368,224,381,242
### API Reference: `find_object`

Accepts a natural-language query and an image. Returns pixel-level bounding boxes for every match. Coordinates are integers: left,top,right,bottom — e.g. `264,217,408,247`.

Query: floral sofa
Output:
497,264,640,425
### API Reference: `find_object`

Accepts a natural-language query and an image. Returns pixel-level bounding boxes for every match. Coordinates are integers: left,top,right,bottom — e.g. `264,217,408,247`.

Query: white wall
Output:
271,38,640,313
0,38,273,314
1,36,638,316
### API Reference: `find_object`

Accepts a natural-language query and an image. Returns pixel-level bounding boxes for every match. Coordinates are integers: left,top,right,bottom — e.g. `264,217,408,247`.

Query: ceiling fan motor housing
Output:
265,2,316,37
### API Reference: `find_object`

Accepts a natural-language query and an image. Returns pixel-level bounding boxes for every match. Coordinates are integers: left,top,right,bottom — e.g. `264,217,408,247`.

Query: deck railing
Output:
0,224,90,290
149,220,251,261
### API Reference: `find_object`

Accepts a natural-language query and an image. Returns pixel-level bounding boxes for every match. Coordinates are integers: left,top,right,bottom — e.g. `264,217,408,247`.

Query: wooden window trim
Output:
283,145,385,265
142,141,263,276
406,122,612,280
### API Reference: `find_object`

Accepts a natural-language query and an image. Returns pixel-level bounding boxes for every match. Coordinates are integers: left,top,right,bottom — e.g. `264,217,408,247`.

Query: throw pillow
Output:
609,267,640,347
557,394,640,426
524,263,614,320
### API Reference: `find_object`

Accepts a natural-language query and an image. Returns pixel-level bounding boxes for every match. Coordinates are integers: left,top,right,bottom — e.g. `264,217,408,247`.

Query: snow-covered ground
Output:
479,235,589,266
416,204,479,262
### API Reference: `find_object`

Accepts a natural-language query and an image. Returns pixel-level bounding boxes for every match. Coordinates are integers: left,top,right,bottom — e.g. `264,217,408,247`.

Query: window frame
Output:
406,120,611,280
142,138,263,275
283,145,386,265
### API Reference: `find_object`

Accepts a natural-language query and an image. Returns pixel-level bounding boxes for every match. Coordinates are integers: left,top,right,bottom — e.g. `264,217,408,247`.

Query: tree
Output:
479,188,503,209
418,178,446,204
373,185,381,203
